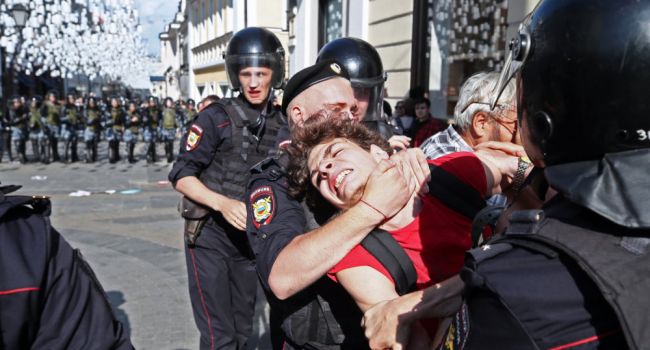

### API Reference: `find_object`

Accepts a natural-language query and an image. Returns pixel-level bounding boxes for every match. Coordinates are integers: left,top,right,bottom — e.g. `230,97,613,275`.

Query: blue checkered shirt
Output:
419,125,473,160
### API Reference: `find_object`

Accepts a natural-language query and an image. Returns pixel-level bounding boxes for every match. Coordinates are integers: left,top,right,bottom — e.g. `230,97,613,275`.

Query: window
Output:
318,0,343,49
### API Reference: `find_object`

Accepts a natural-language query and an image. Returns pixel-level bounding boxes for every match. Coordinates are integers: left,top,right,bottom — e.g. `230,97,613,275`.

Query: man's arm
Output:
175,177,246,230
169,108,247,230
362,275,465,350
269,159,404,299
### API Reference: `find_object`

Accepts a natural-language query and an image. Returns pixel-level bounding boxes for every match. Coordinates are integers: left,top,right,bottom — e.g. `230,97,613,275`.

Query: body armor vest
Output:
10,108,29,129
505,198,648,349
110,108,125,132
186,109,198,127
127,111,140,133
63,104,78,126
144,107,160,129
462,196,646,349
199,97,282,200
43,102,60,126
162,108,176,129
85,108,101,132
29,108,43,131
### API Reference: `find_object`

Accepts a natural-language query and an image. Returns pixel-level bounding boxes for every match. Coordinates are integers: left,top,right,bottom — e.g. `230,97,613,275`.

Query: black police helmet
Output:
187,98,195,106
494,0,650,165
317,37,386,121
224,27,285,90
317,37,385,88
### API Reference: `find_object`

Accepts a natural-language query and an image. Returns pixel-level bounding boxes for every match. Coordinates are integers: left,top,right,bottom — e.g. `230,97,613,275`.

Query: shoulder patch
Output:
186,124,203,151
250,186,275,229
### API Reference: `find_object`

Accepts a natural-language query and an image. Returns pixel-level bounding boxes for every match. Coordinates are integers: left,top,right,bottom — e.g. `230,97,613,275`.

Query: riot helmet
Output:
45,91,58,103
317,37,386,122
224,27,285,91
29,96,42,109
493,0,650,166
163,97,174,108
86,96,98,109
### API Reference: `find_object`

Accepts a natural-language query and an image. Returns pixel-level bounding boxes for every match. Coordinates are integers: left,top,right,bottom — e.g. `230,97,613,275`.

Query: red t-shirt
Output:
329,151,486,292
413,117,447,148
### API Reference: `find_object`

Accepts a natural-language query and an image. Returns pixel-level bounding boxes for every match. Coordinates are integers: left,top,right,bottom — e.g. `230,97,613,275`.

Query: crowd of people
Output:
1,0,647,349
0,93,206,165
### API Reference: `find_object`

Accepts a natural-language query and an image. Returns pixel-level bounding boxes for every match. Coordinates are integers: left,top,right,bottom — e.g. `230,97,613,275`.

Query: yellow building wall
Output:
194,66,227,85
368,0,414,102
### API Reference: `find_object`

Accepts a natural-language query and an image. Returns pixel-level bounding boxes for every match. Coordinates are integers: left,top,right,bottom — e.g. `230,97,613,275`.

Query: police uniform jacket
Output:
0,190,133,349
246,148,369,349
169,95,283,238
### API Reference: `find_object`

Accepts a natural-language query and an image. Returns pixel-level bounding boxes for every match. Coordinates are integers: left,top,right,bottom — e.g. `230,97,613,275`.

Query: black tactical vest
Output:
199,97,282,200
459,196,645,349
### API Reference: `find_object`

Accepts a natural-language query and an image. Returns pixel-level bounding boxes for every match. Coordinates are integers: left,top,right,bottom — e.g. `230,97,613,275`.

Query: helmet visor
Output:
225,52,285,90
353,83,384,122
491,17,533,110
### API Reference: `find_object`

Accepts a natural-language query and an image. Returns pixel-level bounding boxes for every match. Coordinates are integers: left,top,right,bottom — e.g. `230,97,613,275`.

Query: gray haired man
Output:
420,71,518,160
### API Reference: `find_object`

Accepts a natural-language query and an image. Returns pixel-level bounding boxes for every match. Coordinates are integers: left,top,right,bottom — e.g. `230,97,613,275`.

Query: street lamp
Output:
1,2,31,120
10,3,30,28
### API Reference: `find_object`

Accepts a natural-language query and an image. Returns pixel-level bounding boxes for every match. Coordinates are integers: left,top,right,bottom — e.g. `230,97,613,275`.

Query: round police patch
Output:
186,124,203,152
250,186,275,229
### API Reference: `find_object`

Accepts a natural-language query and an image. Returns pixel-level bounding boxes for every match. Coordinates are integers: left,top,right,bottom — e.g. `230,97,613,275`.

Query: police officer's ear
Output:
369,144,389,162
470,111,491,139
287,104,308,127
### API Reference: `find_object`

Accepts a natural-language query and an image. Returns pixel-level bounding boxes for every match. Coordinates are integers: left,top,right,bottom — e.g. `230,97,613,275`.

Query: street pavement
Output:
0,143,272,350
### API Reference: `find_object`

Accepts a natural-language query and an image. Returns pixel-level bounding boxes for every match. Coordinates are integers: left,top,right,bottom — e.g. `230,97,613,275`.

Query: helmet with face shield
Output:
492,0,650,166
316,37,386,123
224,27,285,91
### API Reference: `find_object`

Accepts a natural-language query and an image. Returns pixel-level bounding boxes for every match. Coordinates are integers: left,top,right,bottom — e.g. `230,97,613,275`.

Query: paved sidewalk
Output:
0,145,272,349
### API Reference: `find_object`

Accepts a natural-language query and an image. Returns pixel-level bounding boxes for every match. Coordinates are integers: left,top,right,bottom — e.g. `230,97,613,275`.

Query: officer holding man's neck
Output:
169,27,285,350
245,60,429,349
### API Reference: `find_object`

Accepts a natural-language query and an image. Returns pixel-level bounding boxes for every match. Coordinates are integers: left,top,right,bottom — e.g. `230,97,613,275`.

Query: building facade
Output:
160,0,538,115
287,0,539,118
187,0,288,100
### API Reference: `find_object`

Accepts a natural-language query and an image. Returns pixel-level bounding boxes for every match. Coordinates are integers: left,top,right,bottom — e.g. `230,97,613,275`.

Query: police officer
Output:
41,91,62,162
124,101,141,163
83,96,102,163
8,96,29,164
0,183,134,349
0,101,13,163
183,98,198,135
317,37,399,140
362,1,648,349
169,26,285,350
61,94,81,163
142,96,160,163
28,97,49,164
106,97,126,164
161,97,177,163
245,60,425,350
458,0,646,347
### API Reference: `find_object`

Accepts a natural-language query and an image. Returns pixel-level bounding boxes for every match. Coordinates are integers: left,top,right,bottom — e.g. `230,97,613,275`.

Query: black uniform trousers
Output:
185,213,257,350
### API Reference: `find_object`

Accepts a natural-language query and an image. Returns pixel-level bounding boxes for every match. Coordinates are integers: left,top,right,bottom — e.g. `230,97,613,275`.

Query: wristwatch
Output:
512,156,532,193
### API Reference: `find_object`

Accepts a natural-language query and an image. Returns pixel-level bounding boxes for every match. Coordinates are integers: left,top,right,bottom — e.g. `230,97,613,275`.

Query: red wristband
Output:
359,199,388,221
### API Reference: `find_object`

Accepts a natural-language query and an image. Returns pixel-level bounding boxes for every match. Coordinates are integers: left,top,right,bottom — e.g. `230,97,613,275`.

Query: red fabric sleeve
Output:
429,152,487,196
327,244,395,284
